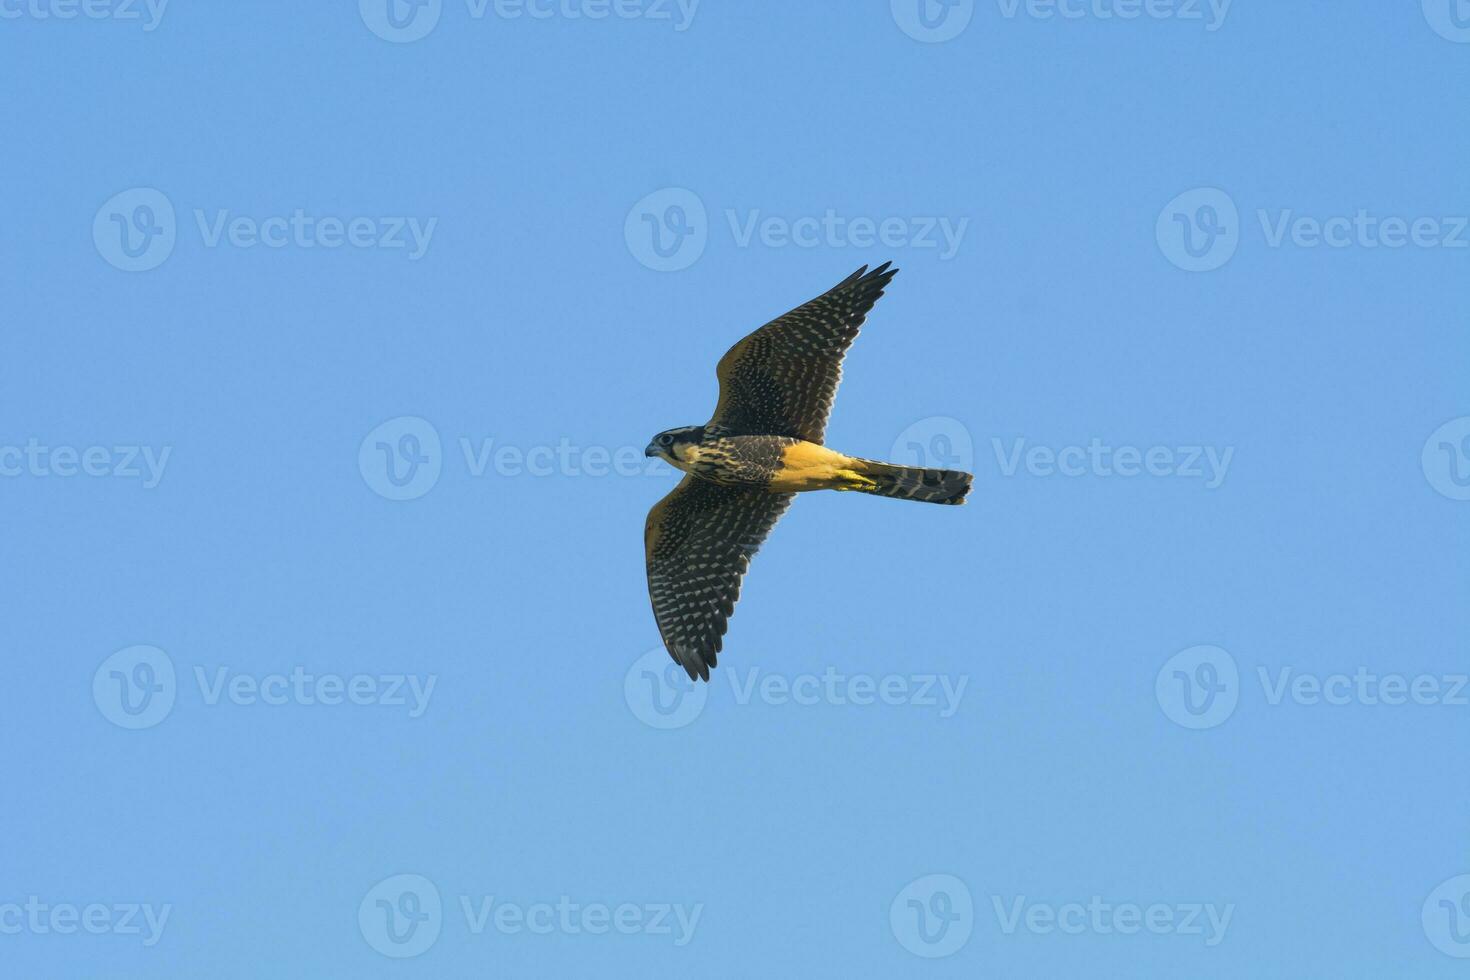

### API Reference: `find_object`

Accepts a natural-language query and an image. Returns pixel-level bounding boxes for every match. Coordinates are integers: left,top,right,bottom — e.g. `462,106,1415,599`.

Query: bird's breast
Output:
767,440,856,491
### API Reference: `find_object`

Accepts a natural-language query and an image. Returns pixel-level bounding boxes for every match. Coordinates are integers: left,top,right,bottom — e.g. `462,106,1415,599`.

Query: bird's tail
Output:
844,458,972,505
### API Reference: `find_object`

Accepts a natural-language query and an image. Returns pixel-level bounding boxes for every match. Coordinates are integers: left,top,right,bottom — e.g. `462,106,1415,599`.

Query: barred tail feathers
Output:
846,458,972,505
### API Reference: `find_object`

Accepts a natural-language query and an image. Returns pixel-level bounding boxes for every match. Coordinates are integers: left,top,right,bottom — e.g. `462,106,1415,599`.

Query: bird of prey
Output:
644,262,972,681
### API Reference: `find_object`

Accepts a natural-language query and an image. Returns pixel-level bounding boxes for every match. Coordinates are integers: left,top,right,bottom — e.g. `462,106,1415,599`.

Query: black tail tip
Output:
939,473,972,505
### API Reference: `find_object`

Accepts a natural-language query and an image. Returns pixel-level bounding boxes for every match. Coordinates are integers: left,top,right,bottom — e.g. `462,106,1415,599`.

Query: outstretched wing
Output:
708,262,898,444
645,476,794,681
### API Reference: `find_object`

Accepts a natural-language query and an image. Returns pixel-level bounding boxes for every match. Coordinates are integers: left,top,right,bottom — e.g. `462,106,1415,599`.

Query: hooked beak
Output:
645,442,661,458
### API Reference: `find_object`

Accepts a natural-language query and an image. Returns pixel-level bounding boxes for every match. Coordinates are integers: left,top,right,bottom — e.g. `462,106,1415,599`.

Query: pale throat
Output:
668,443,707,472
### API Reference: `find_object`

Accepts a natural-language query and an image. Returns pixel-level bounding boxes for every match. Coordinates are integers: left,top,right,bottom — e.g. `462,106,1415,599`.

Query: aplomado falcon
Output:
644,262,972,681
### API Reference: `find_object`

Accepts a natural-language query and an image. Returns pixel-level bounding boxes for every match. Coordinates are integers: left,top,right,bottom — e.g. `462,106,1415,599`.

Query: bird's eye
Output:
659,434,674,446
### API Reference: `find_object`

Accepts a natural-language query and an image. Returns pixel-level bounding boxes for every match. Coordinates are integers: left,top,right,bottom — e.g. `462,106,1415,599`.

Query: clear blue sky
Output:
3,2,1469,977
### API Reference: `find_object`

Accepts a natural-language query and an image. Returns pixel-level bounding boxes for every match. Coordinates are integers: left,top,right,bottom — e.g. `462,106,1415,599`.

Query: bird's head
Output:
645,426,705,463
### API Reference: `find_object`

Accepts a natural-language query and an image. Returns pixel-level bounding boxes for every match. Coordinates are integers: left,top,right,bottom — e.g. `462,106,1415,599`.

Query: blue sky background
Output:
3,1,1469,976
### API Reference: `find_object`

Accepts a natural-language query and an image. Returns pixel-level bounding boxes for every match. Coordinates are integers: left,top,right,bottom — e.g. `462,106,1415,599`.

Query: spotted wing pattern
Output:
709,262,898,444
644,475,794,680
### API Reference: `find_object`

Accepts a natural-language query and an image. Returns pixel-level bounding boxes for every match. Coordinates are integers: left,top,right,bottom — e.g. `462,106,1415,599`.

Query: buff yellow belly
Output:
768,441,876,492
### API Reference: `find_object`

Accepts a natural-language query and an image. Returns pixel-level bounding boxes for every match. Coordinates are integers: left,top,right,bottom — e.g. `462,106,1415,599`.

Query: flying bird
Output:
644,262,972,681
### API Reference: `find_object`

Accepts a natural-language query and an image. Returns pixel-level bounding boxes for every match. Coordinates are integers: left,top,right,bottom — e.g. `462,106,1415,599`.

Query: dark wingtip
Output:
672,644,712,683
845,260,898,284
